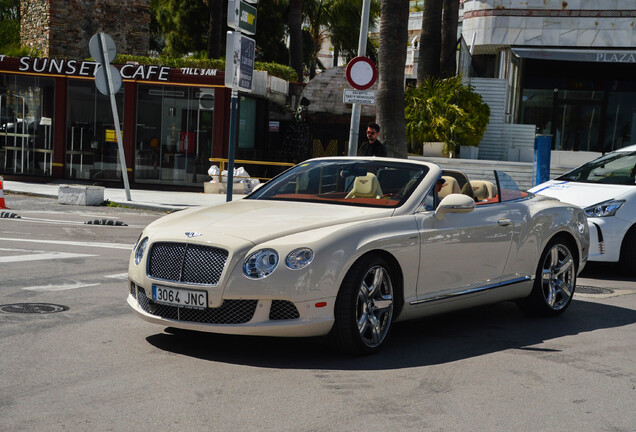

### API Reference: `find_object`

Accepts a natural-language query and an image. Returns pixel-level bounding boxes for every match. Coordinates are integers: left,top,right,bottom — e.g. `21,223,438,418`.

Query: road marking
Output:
0,237,132,250
22,281,100,292
0,251,97,263
105,273,129,280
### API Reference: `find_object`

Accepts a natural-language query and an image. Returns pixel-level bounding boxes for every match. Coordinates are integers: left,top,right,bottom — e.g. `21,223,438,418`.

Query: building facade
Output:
461,0,636,160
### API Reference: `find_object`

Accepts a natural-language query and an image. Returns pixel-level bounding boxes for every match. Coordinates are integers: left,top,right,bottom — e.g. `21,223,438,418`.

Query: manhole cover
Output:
577,286,614,295
0,303,69,314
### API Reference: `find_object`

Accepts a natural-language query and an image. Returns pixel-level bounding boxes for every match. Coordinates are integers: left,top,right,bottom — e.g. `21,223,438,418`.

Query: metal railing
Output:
208,158,295,182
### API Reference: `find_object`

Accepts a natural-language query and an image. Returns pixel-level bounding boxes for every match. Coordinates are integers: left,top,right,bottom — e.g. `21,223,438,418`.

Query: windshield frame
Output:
247,158,430,208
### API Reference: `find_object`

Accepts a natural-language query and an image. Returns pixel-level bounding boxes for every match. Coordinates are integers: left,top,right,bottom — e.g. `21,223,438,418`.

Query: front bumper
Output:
587,218,626,263
127,283,335,337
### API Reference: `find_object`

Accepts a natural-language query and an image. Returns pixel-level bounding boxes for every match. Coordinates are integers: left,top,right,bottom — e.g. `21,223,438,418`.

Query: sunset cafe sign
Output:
0,54,218,82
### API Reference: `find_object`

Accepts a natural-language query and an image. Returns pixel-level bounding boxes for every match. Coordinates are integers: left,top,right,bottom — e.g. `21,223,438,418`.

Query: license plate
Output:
152,285,208,310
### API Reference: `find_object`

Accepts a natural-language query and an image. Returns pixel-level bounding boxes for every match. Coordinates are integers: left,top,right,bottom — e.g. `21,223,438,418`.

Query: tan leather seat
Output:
345,173,383,199
470,180,497,201
438,176,460,199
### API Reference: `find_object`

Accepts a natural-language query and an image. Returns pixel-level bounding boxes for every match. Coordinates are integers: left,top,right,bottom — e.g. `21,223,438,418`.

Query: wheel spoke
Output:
366,312,382,344
373,295,393,312
368,267,384,298
358,311,369,334
555,256,573,278
546,282,556,307
554,278,572,299
550,247,560,268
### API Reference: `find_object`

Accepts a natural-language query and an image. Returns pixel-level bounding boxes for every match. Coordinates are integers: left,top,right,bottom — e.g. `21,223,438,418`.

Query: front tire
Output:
331,255,395,355
619,227,636,276
519,237,577,316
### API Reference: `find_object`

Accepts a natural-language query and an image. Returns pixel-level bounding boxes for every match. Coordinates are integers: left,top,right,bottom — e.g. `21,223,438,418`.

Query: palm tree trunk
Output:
417,0,442,83
376,0,409,158
206,0,224,58
289,0,304,82
440,0,459,76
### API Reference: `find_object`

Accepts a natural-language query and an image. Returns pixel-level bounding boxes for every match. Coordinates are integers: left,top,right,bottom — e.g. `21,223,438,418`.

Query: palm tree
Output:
289,0,304,82
417,0,442,83
326,0,380,66
376,0,409,158
440,0,459,77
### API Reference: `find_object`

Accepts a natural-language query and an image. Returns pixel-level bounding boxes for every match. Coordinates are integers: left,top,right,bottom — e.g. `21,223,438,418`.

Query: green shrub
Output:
405,75,490,157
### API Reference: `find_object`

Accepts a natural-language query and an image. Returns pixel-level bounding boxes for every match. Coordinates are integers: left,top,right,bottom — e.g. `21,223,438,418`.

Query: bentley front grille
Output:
148,242,228,285
137,288,257,324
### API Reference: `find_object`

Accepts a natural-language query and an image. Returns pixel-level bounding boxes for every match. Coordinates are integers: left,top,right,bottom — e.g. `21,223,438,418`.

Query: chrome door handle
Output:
498,219,512,227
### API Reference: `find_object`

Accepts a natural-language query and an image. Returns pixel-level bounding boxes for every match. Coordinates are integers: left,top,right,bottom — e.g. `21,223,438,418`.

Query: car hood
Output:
145,199,392,245
530,180,634,207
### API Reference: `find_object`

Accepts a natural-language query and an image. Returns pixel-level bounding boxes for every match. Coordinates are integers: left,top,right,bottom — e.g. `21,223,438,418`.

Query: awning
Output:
512,47,636,64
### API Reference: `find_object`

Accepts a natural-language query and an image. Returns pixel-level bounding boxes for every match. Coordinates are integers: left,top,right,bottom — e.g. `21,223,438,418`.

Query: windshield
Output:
248,159,429,208
557,151,636,185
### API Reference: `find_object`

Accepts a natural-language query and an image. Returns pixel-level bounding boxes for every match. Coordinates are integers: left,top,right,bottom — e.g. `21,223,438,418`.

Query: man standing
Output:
358,122,387,156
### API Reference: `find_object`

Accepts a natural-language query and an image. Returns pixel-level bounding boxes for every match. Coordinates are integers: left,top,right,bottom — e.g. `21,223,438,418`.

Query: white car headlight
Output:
584,199,625,217
286,248,314,270
243,249,279,279
134,237,149,265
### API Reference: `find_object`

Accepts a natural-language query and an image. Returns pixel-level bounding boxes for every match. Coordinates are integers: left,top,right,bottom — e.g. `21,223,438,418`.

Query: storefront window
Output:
238,96,256,149
66,80,125,180
135,85,214,185
0,74,55,176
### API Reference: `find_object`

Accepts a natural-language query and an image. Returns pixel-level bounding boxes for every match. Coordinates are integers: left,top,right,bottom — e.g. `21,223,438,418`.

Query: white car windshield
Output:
248,159,429,208
558,151,636,185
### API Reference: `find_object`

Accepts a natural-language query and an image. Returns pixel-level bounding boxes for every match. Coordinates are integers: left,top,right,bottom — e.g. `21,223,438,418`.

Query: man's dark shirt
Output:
358,139,387,157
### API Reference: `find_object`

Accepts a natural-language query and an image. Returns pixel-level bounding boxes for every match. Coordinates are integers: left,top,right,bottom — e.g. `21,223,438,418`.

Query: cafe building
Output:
0,54,295,187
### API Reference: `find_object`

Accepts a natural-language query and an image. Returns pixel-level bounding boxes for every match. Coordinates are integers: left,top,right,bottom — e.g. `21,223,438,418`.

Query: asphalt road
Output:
1,195,634,432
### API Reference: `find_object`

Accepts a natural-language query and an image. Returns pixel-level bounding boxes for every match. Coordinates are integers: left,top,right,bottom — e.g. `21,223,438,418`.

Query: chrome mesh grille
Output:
137,288,256,324
130,282,136,298
148,242,228,285
269,300,300,320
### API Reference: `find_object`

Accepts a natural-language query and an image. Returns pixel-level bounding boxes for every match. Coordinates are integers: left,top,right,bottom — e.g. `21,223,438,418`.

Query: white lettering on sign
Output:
0,55,5,61
180,68,218,76
596,53,636,63
343,89,376,105
15,56,171,81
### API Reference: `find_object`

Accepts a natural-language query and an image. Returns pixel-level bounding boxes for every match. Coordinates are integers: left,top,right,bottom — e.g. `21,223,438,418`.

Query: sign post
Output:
224,0,257,202
347,0,374,156
89,32,131,201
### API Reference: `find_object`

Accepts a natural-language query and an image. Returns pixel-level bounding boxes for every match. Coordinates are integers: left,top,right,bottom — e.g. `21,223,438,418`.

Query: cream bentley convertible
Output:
128,157,589,355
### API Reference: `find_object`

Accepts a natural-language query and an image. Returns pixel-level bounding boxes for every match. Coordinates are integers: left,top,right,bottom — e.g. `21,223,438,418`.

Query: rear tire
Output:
518,237,577,316
331,255,395,355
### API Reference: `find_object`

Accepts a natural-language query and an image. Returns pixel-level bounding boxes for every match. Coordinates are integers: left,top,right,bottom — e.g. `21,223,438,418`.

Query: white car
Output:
530,144,636,274
128,157,589,355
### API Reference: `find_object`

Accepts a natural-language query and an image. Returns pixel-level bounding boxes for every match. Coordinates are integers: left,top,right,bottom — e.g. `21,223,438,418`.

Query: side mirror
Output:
435,193,476,220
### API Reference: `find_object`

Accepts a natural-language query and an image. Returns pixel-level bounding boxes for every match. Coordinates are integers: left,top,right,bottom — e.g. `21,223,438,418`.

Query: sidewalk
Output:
3,180,245,212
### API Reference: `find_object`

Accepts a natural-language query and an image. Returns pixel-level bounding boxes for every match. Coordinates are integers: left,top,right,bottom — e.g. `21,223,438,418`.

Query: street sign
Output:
224,31,255,92
227,0,257,35
343,89,376,105
89,33,117,66
345,56,377,90
89,33,122,95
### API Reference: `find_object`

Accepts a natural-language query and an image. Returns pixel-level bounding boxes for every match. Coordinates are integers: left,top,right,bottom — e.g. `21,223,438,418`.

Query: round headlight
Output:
243,249,279,279
134,237,148,265
286,248,314,270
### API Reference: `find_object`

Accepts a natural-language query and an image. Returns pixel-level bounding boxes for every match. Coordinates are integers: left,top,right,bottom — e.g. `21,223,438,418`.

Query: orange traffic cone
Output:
0,176,8,209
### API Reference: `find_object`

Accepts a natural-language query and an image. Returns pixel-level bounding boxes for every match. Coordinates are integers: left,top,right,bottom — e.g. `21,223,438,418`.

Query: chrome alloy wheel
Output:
540,243,575,311
355,265,394,347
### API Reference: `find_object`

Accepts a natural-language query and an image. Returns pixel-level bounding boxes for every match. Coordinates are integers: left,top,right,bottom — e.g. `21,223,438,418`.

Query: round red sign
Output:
345,56,377,90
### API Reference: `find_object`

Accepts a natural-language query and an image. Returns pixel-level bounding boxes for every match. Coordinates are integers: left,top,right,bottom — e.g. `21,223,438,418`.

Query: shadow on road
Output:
146,299,636,370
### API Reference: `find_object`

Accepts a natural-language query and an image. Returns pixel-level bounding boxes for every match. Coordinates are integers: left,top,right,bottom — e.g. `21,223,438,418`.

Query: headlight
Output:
134,237,149,265
584,199,625,217
243,249,279,279
286,248,314,270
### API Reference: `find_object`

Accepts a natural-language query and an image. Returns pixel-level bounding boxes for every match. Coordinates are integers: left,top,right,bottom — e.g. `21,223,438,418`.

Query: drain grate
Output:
0,303,69,314
577,286,614,295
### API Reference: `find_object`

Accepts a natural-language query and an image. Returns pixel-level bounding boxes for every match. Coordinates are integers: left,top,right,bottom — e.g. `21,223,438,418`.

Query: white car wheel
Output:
519,238,577,316
332,255,395,355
